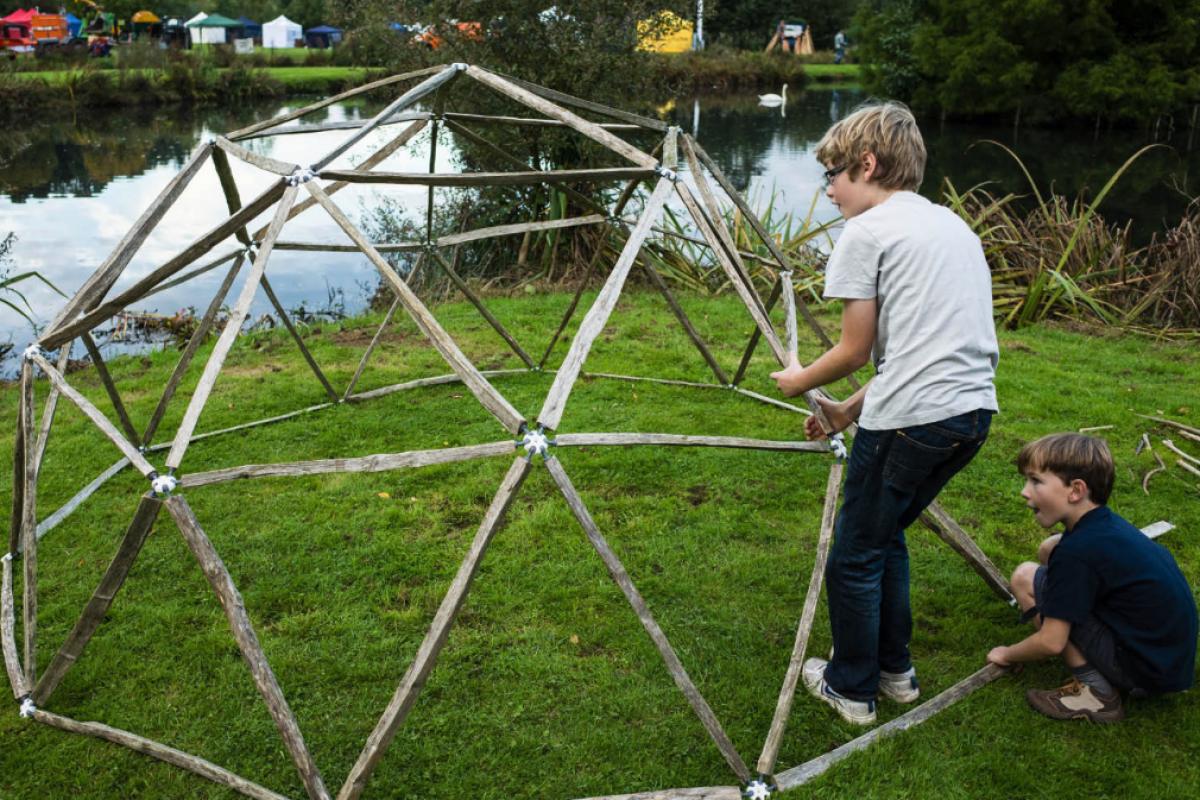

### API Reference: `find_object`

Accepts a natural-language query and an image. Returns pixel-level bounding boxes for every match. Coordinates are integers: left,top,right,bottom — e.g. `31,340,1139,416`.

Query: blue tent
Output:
65,12,82,37
303,24,342,48
237,16,261,38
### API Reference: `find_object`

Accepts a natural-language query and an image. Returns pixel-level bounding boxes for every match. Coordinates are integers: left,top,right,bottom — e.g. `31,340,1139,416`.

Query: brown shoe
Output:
1026,678,1124,724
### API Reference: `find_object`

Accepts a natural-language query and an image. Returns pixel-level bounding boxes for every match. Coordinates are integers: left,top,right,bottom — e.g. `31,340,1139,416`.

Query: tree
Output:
853,0,1200,123
705,0,861,50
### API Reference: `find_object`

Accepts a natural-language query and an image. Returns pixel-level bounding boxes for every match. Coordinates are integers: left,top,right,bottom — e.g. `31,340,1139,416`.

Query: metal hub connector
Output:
150,472,179,497
654,164,680,183
743,778,775,799
21,343,42,363
516,425,554,461
287,167,320,187
19,697,36,719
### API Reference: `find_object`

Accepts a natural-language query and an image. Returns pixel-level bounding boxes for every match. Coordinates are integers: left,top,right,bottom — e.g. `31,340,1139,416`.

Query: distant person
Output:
771,101,999,724
834,29,847,64
987,433,1198,723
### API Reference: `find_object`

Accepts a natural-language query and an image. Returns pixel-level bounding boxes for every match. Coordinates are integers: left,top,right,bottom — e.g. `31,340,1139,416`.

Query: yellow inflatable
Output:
638,11,693,54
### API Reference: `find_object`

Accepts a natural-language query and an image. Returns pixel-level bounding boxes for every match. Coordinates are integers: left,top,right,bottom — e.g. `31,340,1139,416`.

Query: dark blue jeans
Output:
824,409,993,700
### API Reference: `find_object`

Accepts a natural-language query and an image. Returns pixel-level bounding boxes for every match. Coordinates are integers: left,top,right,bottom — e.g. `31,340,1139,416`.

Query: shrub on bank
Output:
651,46,811,92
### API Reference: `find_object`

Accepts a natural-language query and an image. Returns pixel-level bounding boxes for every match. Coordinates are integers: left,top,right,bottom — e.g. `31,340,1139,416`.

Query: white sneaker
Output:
879,668,921,703
802,657,876,725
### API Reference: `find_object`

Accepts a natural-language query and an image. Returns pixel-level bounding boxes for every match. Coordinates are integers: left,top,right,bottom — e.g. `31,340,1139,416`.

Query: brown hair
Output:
814,100,926,191
1017,433,1115,505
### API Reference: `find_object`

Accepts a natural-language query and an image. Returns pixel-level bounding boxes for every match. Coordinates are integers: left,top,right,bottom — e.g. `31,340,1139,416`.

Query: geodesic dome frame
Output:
6,63,1014,800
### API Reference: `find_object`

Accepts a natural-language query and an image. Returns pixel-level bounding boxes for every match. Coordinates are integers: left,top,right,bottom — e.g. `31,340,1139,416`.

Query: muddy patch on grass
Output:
331,328,431,348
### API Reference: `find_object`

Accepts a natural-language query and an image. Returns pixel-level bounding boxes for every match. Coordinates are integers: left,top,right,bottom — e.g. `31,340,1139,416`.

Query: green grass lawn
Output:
803,64,860,81
0,291,1196,799
8,65,369,87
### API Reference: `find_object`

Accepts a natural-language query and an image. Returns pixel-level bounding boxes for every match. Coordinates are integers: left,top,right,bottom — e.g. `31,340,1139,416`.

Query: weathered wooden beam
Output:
686,136,842,359
732,279,782,387
1,555,26,698
45,143,213,335
274,241,422,253
444,111,645,131
226,65,444,140
8,376,26,556
475,68,669,132
181,441,517,489
731,387,812,417
28,352,155,477
148,403,334,450
254,119,428,242
140,248,242,300
40,180,288,351
166,184,299,470
545,456,752,783
142,255,246,446
210,146,253,246
345,369,529,403
780,272,799,361
166,495,331,800
438,214,606,247
428,250,536,368
538,177,675,431
34,709,291,800
337,458,531,800
314,65,460,170
758,461,843,776
675,181,786,366
32,496,162,705
774,664,1007,791
259,275,340,403
236,112,430,140
33,341,73,476
20,361,36,685
80,333,141,444
580,372,719,390
919,502,1012,602
214,137,298,176
306,182,525,434
641,259,730,385
343,294,402,400
34,457,130,544
554,433,829,453
320,166,655,188
466,67,659,168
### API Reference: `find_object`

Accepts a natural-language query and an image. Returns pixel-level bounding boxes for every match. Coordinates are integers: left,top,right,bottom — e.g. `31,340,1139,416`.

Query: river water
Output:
1,86,1196,375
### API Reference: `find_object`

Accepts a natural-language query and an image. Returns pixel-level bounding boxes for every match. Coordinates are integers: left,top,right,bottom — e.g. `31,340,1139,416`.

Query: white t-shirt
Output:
823,191,999,429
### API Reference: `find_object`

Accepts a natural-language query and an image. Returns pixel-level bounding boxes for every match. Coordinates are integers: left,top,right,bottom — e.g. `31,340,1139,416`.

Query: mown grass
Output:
0,291,1196,799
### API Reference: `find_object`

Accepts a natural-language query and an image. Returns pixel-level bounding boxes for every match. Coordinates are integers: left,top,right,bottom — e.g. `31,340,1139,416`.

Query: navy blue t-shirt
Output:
1042,506,1198,693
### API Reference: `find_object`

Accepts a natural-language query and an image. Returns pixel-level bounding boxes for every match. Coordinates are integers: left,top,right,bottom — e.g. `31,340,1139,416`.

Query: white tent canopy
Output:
184,11,226,46
263,15,302,48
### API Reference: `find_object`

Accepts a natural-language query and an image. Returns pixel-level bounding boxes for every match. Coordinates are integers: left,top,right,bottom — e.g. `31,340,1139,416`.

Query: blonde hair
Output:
1017,433,1115,505
814,101,926,191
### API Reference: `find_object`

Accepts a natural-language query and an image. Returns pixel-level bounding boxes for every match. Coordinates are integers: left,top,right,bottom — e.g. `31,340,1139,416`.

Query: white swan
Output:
759,84,788,106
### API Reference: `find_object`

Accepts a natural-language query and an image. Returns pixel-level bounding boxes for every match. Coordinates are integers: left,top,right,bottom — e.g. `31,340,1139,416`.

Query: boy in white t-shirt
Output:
770,101,999,725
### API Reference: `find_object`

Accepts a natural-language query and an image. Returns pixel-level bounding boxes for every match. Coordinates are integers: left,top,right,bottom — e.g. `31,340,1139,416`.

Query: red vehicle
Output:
2,12,72,55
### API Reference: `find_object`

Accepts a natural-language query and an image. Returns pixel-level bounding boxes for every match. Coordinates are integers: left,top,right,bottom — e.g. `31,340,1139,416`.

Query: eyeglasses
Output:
823,164,849,187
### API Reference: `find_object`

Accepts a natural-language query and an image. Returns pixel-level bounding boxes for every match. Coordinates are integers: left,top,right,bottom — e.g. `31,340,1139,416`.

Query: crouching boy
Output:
988,433,1198,722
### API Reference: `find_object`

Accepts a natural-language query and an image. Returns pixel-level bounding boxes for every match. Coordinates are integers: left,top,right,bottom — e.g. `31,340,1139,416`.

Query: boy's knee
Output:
1010,561,1039,595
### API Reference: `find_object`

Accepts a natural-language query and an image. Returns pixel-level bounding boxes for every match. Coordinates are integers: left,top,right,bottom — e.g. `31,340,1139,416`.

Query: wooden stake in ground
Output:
337,458,531,800
758,460,843,776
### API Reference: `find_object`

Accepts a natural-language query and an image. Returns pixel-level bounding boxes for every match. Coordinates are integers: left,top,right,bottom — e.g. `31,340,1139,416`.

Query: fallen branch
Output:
1078,425,1113,433
1177,459,1200,480
1162,440,1200,468
1135,413,1200,437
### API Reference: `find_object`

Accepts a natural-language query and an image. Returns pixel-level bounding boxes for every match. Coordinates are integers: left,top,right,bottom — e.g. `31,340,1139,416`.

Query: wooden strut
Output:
45,142,213,336
554,433,829,453
8,367,26,556
2,555,26,697
758,461,843,777
33,341,74,476
165,183,300,471
142,255,247,446
545,456,752,784
780,272,799,360
919,502,1012,602
641,258,730,385
214,136,297,177
32,495,162,705
40,179,288,351
685,136,844,360
679,136,769,324
774,664,1008,791
35,457,130,544
474,68,669,132
226,65,444,140
34,709,290,800
236,111,430,140
275,242,423,253
429,250,537,368
443,111,646,131
732,279,782,386
20,361,36,685
314,65,461,171
732,387,812,417
574,787,739,800
141,247,241,301
80,332,141,444
28,352,155,477
346,369,530,402
260,275,341,403
343,288,404,400
438,214,606,248
337,457,531,800
181,440,518,489
256,118,429,243
538,177,676,431
321,166,656,188
166,495,332,800
305,181,526,434
466,67,659,169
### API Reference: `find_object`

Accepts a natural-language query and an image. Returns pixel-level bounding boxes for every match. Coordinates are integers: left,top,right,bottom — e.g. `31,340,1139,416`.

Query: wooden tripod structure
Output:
6,63,1013,800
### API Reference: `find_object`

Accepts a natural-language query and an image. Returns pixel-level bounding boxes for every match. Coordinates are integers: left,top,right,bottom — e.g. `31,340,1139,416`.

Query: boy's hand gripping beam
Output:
780,272,848,460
